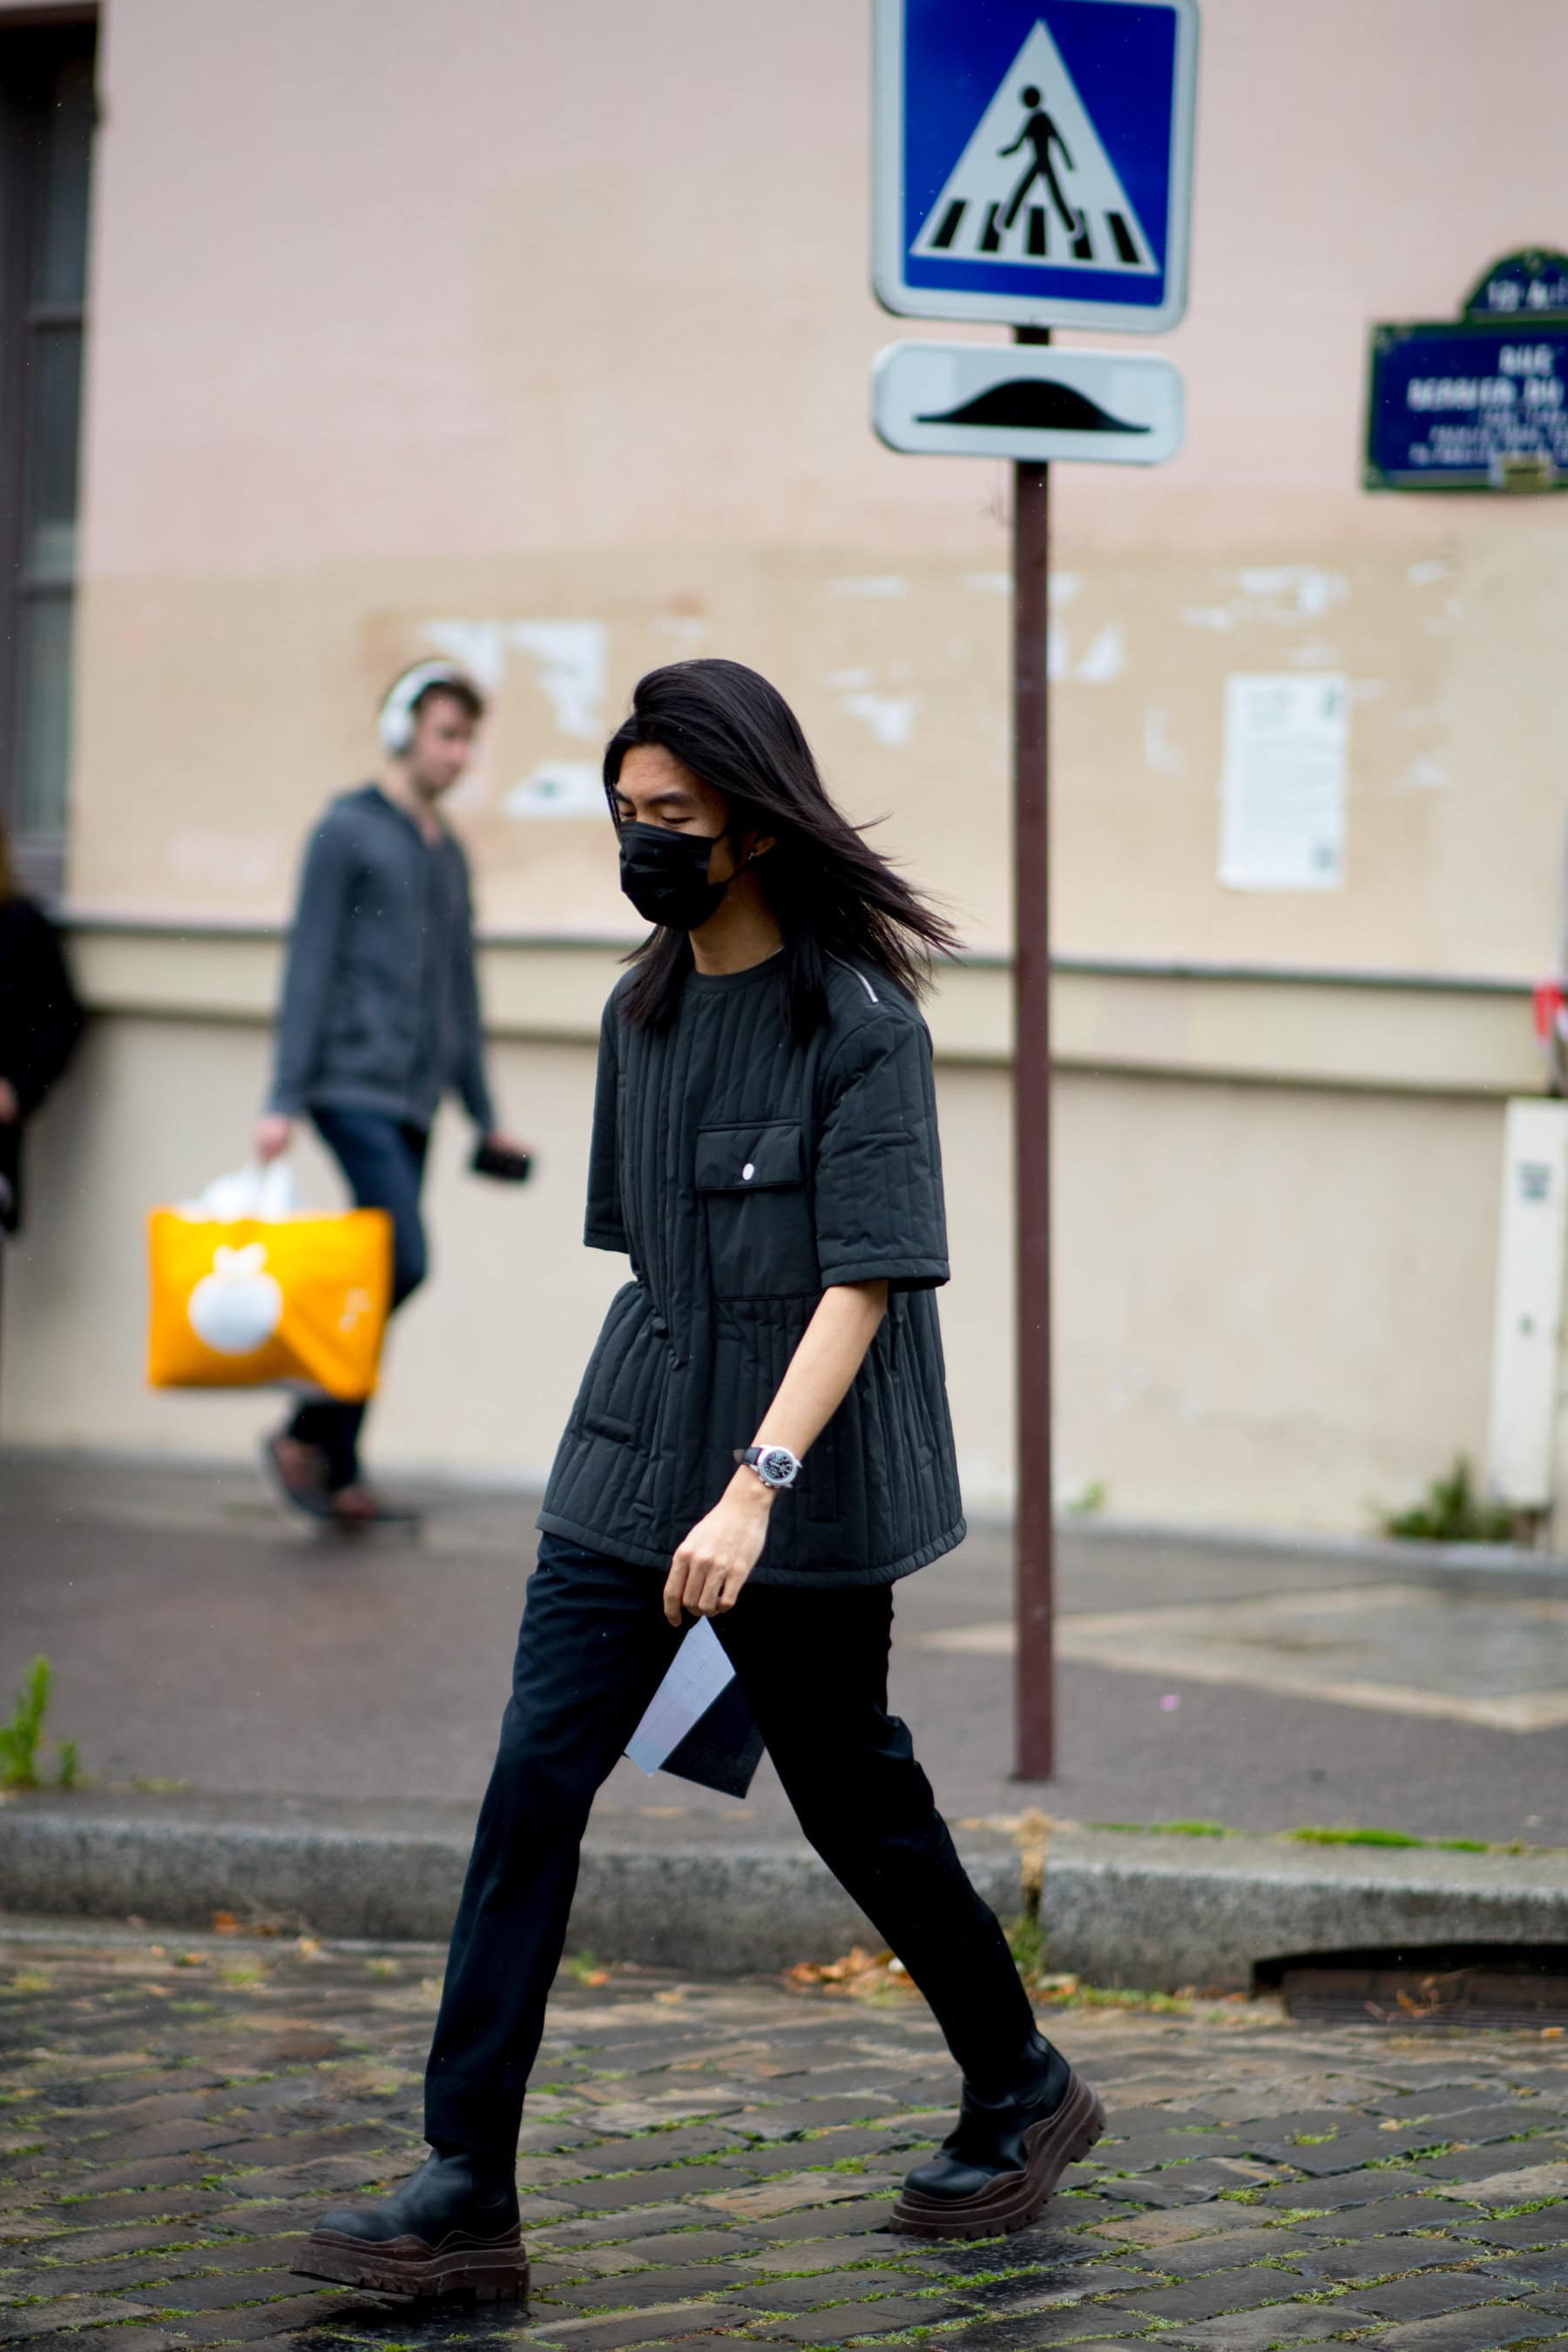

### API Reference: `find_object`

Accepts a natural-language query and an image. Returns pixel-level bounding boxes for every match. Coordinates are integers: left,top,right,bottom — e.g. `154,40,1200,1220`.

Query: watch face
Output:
760,1447,798,1487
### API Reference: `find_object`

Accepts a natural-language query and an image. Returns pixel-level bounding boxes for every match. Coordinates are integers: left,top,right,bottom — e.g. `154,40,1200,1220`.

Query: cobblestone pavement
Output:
4,1929,1568,2351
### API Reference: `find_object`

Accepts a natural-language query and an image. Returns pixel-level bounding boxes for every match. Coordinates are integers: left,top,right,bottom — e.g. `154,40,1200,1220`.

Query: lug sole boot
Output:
292,2151,527,2301
293,2220,527,2301
891,2064,1105,2239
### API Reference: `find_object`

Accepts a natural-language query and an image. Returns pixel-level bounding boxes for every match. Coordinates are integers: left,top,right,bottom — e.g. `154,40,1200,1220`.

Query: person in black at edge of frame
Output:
253,661,531,1529
0,818,85,1244
293,659,1105,2303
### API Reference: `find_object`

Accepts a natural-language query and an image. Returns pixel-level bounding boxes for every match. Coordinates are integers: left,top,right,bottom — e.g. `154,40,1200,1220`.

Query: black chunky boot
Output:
292,2148,527,2301
892,2038,1105,2238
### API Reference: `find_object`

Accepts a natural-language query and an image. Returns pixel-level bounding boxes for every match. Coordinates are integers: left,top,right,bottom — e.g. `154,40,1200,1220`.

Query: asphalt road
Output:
4,1453,1567,1847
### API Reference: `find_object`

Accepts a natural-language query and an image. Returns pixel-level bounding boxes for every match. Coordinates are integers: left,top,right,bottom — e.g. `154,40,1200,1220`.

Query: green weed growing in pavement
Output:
0,1655,46,1778
0,1657,83,1790
1089,1819,1235,1838
1090,1817,1504,1854
1005,1911,1047,1979
1380,1453,1517,1543
1288,1824,1488,1852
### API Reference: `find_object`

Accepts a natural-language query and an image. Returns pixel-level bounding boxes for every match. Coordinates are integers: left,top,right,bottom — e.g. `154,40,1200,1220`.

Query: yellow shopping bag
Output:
147,1163,393,1399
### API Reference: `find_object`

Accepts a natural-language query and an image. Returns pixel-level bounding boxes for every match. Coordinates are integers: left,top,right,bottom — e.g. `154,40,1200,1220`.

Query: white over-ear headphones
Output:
377,659,467,757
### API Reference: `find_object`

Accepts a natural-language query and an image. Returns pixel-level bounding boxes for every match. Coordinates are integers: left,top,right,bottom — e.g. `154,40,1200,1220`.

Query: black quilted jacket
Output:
537,953,966,1586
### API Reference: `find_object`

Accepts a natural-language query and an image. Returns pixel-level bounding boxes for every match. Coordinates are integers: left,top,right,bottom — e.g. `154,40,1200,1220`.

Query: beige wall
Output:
68,0,1568,973
9,0,1564,1527
2,998,1504,1531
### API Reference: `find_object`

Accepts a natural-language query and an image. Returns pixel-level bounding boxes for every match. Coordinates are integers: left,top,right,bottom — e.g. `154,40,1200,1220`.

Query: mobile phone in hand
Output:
471,1139,532,1184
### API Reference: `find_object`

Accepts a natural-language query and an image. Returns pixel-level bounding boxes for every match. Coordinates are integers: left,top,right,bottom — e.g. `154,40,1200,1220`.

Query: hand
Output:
0,1078,18,1125
254,1113,293,1162
486,1129,531,1159
663,1472,774,1625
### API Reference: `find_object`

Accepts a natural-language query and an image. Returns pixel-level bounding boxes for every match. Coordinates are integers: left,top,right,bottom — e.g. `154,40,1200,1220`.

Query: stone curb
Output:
1040,1828,1568,1988
0,1801,1023,1973
7,1801,1568,1984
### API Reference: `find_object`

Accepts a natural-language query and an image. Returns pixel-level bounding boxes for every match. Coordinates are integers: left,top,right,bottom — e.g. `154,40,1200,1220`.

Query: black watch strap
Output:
733,1443,802,1489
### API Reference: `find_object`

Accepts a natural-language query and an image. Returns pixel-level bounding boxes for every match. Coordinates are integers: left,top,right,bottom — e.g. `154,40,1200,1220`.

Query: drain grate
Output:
1260,1945,1568,2030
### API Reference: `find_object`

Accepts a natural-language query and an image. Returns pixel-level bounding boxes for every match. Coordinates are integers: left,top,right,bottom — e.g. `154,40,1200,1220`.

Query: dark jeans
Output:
288,1108,429,1489
424,1535,1038,2159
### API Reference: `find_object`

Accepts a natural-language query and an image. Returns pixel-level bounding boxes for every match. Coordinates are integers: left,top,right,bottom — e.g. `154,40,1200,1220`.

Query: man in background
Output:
255,661,528,1525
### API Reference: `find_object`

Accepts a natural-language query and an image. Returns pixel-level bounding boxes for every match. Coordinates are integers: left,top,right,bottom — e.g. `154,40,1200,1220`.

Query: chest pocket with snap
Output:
694,1121,819,1300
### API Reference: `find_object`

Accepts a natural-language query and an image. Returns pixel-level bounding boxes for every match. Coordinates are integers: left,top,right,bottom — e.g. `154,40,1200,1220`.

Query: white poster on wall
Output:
1218,672,1348,890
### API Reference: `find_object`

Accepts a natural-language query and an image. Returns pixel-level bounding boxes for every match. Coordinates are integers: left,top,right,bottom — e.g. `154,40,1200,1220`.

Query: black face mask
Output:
618,821,732,932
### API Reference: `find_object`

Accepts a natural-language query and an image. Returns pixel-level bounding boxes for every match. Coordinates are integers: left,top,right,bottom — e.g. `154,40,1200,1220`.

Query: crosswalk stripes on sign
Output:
912,20,1156,277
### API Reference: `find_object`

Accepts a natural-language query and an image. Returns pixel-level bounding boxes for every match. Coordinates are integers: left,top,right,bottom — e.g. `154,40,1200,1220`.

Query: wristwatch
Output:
733,1443,803,1490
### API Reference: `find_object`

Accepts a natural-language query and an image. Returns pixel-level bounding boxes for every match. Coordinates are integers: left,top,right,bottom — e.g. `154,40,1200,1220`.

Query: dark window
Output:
0,15,96,896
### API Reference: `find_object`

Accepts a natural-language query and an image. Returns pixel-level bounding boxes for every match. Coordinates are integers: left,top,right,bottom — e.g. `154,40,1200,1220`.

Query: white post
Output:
1487,1098,1568,1537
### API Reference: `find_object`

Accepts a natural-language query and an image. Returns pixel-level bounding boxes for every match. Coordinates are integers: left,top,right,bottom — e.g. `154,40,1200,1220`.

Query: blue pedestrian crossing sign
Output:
874,0,1198,334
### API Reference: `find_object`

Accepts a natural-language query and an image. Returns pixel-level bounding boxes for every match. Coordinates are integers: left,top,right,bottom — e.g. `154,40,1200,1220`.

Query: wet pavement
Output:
6,1923,1568,2349
4,1451,1568,1846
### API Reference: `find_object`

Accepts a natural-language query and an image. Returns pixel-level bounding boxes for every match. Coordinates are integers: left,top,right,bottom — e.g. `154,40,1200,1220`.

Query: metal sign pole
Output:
872,0,1197,1786
1013,321,1055,1781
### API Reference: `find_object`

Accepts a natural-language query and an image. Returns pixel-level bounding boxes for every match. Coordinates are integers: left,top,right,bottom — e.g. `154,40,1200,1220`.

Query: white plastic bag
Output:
178,1159,300,1223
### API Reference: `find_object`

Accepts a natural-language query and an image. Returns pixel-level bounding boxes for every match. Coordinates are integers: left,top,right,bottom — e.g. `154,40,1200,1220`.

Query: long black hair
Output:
605,659,962,1041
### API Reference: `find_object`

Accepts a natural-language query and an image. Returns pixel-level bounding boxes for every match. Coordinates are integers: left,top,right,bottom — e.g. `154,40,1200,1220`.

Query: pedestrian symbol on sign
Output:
914,21,1156,276
999,86,1083,252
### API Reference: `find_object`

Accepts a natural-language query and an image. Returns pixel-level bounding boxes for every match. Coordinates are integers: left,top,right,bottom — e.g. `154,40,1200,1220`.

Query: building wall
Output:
1,934,1523,1528
7,0,1564,1525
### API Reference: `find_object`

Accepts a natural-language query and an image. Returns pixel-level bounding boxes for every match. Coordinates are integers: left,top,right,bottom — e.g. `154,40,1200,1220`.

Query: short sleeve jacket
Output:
537,953,966,1586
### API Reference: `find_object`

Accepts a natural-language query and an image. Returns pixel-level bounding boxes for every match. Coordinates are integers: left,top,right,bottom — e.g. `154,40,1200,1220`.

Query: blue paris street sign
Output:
873,0,1199,333
1364,252,1568,495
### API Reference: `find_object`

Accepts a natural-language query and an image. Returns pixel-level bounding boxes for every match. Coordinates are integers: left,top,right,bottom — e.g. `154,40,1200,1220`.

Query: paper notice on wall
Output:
1218,673,1348,890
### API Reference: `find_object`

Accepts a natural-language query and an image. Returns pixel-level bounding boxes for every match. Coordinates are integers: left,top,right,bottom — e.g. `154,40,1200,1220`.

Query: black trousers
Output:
424,1533,1038,2158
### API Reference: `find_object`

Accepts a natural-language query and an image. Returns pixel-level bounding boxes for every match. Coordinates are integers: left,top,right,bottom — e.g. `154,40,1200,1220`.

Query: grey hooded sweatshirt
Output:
267,783,496,1134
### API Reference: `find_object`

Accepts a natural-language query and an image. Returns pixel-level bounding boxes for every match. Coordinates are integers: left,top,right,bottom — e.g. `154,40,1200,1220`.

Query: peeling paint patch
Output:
504,762,602,820
840,692,920,747
1075,622,1125,684
823,666,874,688
827,575,909,598
1407,558,1450,586
1049,571,1083,606
960,572,1010,594
1184,570,1350,634
509,621,607,739
1235,566,1348,621
418,618,608,738
420,619,510,693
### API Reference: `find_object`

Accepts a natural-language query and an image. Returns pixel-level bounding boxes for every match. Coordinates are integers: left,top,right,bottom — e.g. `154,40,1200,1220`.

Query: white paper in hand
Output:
625,1619,737,1775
